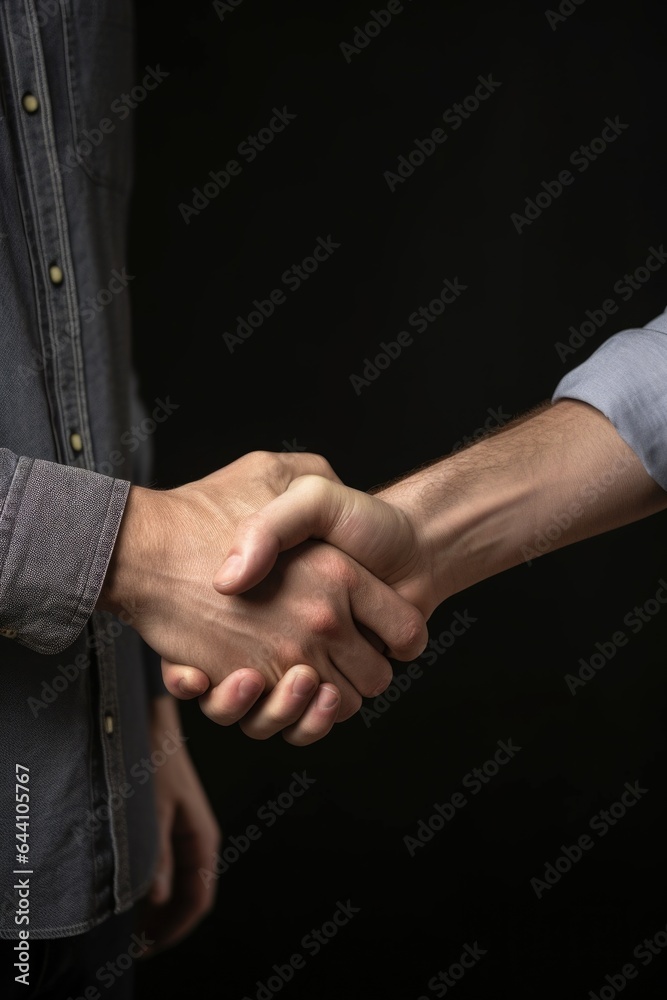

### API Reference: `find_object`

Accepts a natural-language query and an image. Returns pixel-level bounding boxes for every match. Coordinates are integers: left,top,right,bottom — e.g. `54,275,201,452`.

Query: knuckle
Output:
307,600,340,637
392,609,427,656
312,547,355,588
361,664,393,699
248,449,283,481
247,448,271,463
309,453,337,479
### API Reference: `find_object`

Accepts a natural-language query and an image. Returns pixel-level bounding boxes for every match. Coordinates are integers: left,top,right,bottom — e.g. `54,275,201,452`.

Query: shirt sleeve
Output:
552,307,667,491
0,449,130,655
127,373,168,697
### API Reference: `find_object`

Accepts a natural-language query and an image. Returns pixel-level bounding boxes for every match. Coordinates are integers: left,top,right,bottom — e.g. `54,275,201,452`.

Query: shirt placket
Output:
0,0,132,914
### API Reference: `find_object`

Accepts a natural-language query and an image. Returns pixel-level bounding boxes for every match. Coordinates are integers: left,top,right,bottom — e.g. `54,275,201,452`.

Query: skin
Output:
98,449,428,732
166,399,667,742
99,451,428,954
117,398,667,953
136,694,220,956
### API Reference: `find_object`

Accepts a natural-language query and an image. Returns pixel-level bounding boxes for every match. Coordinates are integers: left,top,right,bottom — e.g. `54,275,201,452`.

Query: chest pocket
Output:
62,0,134,194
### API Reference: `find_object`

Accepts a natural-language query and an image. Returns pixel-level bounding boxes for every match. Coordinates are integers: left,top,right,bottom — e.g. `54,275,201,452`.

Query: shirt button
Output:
0,628,17,639
49,264,64,285
70,432,83,453
22,93,39,114
104,714,114,735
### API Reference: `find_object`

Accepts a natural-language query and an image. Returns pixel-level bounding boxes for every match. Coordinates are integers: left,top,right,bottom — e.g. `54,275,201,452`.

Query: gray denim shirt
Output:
0,0,164,938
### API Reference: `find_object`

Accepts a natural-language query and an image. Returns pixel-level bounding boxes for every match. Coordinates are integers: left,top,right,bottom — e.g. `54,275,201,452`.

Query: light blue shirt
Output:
553,308,667,491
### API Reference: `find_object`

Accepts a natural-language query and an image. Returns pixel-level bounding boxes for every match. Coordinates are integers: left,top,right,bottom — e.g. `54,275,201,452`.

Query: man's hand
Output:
162,660,349,745
138,695,221,957
212,474,437,616
97,451,428,737
212,401,667,616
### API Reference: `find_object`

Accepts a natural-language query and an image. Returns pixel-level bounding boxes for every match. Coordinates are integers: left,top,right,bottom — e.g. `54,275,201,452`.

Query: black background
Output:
131,1,667,997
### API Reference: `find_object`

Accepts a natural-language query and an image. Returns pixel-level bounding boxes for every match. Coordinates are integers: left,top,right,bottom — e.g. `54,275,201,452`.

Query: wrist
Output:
378,445,531,608
97,485,177,617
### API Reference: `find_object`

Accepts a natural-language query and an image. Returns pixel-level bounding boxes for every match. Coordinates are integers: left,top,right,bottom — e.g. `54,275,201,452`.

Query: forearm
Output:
378,399,667,612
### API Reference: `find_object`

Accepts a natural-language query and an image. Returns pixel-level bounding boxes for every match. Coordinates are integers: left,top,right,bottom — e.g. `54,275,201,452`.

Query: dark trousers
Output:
1,907,136,999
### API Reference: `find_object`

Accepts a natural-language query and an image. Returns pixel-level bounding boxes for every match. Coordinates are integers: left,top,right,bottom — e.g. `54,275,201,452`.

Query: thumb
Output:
213,475,351,594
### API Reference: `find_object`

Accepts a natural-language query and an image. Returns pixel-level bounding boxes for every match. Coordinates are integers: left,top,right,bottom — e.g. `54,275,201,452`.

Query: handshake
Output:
97,400,662,745
98,450,440,746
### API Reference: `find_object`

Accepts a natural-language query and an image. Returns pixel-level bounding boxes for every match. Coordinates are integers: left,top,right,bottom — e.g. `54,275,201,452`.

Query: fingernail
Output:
292,671,317,698
216,555,243,586
178,677,201,696
316,686,339,710
239,676,263,699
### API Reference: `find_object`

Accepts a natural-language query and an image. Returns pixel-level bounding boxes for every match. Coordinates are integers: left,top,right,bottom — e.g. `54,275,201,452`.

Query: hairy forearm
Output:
377,399,667,610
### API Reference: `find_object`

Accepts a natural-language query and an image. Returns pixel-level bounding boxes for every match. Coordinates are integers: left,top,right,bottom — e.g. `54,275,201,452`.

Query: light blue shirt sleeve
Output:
552,307,667,491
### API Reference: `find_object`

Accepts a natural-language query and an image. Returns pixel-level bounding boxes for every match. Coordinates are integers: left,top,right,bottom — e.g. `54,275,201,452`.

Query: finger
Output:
148,806,175,906
213,476,354,594
237,665,330,740
193,669,267,726
348,568,429,663
162,659,211,699
280,684,342,746
143,811,218,955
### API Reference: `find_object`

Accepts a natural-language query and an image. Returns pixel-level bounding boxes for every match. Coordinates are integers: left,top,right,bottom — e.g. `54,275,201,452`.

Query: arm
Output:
214,308,667,617
213,399,667,622
184,315,667,743
97,450,427,726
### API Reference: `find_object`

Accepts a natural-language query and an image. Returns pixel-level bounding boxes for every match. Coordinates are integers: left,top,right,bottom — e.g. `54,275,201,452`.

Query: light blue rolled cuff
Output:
552,307,667,491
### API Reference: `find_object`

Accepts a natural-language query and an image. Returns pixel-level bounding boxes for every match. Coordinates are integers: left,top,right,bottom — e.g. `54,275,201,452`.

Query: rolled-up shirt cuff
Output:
0,451,130,654
552,308,667,491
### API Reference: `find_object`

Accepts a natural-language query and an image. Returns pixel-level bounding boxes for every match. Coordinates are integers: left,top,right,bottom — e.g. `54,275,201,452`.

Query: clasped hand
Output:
101,451,432,745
